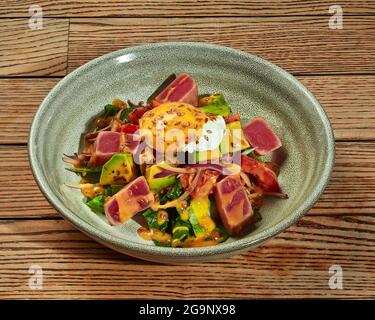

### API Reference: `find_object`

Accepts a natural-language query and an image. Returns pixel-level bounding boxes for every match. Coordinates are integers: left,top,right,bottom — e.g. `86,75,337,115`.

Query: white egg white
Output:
182,116,226,153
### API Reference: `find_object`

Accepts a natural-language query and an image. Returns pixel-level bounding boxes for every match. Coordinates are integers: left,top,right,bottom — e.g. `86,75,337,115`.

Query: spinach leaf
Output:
188,208,205,236
66,167,102,183
103,104,121,117
211,227,229,243
86,195,105,214
104,185,123,197
153,239,172,247
172,217,192,242
120,105,136,121
142,209,169,232
159,181,184,205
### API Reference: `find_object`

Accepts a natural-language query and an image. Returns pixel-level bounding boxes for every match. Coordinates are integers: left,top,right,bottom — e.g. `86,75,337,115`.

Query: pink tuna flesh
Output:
154,73,198,106
94,131,121,165
220,175,242,194
214,175,254,236
104,197,121,226
243,117,282,155
124,133,140,153
104,176,154,225
128,176,151,197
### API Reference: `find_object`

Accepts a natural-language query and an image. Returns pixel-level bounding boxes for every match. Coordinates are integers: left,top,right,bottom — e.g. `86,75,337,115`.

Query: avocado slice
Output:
198,93,231,117
99,153,136,185
145,163,177,191
195,147,221,163
220,121,250,154
189,198,216,239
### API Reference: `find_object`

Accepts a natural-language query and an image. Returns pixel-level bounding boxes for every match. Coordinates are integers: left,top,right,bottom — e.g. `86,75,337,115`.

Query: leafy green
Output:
120,101,138,121
66,166,102,183
188,208,205,236
172,218,192,242
66,166,102,174
86,195,105,214
104,185,123,197
103,104,121,117
159,181,184,205
242,149,264,162
142,209,169,232
153,239,172,247
211,227,229,243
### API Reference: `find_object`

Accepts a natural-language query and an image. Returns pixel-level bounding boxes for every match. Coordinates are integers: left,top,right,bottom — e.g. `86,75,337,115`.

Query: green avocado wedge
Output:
198,93,231,116
99,153,136,185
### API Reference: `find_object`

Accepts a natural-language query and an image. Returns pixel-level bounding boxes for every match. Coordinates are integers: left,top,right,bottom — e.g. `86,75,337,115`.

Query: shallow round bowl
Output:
29,42,335,263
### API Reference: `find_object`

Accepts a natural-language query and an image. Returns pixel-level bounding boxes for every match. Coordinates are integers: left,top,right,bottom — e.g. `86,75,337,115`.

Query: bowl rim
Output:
28,41,335,258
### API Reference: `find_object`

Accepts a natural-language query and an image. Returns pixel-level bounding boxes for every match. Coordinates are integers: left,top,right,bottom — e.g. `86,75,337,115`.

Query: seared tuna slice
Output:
214,175,254,236
93,131,122,165
104,176,154,225
243,117,282,155
153,73,198,106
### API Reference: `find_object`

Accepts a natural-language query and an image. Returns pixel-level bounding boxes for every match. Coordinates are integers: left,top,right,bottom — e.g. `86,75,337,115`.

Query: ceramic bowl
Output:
29,42,335,263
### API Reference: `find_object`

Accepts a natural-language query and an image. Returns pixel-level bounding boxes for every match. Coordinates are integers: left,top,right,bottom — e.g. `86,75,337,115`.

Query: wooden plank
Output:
299,76,375,140
1,0,374,17
0,216,373,299
0,142,374,218
0,76,374,144
0,78,60,144
0,19,68,76
68,17,375,74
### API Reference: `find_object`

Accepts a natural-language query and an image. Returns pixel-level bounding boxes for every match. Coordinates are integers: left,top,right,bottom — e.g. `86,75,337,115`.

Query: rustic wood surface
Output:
0,1,374,299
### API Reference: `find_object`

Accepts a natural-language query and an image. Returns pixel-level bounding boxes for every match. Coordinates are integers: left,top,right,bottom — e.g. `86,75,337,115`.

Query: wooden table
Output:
0,1,374,299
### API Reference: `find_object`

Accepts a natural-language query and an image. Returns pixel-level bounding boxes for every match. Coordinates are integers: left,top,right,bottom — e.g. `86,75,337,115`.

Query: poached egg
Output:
139,102,226,155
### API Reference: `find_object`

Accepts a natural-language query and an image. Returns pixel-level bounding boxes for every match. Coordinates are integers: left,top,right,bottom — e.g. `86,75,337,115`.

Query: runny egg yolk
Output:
139,102,225,154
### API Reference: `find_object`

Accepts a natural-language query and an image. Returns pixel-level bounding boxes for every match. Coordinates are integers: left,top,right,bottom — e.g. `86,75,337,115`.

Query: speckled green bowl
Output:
29,42,335,263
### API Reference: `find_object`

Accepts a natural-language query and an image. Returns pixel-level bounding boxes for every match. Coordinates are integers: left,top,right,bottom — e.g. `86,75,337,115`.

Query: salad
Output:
64,73,287,248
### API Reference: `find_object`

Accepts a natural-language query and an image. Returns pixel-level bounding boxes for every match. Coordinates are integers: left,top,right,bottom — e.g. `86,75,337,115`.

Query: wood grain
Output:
0,2,374,300
0,19,68,76
0,78,60,144
68,17,375,74
1,0,374,17
299,76,375,140
0,216,373,299
0,142,374,218
1,76,374,144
